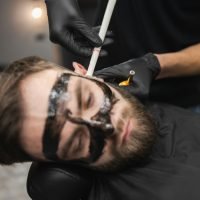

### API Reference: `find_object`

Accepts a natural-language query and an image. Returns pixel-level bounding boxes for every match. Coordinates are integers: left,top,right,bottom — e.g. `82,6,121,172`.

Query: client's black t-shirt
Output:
88,103,200,200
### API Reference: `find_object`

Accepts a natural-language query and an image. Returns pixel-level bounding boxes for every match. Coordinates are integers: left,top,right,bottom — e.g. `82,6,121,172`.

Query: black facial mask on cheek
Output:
65,111,113,163
42,73,116,163
42,74,70,160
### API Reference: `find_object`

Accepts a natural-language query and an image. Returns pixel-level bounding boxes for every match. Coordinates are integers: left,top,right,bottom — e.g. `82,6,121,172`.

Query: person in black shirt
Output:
45,0,200,106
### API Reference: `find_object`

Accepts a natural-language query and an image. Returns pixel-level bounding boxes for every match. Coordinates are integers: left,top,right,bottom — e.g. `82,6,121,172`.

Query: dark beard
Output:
91,87,157,172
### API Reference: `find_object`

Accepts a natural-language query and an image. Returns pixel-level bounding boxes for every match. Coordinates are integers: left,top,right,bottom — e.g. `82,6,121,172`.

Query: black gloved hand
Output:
45,0,103,56
94,53,161,100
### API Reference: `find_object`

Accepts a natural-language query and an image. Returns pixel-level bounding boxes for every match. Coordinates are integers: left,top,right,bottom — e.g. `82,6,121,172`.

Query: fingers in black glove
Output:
45,0,103,57
89,26,115,56
94,53,160,100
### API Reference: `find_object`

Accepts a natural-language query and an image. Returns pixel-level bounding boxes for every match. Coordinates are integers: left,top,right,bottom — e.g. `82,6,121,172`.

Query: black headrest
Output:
27,162,93,200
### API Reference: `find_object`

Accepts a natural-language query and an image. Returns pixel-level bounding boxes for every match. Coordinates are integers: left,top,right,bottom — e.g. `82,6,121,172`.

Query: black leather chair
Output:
27,162,93,200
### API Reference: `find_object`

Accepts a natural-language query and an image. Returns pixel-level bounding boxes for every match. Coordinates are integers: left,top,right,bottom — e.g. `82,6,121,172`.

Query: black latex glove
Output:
45,0,103,57
94,53,161,100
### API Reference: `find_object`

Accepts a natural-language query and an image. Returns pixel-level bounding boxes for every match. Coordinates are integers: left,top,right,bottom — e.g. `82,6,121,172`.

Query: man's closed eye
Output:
86,93,94,108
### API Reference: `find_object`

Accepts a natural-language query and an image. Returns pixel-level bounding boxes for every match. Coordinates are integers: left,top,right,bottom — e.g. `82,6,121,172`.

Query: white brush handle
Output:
86,0,117,76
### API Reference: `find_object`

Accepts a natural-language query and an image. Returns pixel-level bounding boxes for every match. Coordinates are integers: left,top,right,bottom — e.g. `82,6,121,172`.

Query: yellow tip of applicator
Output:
119,70,135,86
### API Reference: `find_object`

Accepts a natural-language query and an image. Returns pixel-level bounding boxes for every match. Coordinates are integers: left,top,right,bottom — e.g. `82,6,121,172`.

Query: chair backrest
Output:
27,162,93,200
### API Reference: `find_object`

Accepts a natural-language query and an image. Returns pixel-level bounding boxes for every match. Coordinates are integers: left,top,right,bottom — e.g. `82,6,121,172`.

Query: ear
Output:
72,62,87,75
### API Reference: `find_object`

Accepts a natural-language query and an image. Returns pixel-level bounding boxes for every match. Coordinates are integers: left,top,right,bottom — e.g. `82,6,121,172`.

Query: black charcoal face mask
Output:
42,73,118,163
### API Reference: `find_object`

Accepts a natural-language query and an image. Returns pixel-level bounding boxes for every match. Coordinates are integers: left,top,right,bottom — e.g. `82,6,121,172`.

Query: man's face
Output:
20,68,156,171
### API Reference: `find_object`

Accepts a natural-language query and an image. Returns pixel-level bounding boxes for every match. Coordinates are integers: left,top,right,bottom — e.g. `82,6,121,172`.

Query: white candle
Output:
86,0,117,76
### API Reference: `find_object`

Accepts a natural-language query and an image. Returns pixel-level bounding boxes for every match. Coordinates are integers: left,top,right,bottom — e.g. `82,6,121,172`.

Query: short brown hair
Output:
0,56,58,165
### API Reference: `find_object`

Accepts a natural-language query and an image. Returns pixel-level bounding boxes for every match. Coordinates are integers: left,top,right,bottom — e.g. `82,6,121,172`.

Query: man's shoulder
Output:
147,102,200,160
146,102,200,121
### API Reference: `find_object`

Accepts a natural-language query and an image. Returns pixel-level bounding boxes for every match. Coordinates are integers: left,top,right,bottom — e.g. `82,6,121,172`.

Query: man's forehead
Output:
21,70,63,116
20,69,106,117
48,73,106,113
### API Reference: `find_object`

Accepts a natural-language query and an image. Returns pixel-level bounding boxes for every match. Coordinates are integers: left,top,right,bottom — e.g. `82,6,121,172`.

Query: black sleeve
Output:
27,162,93,200
150,75,200,107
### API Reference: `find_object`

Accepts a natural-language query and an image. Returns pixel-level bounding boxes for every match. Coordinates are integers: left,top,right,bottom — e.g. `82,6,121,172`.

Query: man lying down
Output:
1,56,200,199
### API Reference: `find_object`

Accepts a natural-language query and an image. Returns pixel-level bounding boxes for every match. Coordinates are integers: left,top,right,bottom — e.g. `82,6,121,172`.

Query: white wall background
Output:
0,163,31,200
0,1,59,199
0,0,59,65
